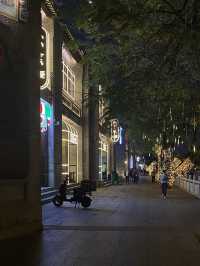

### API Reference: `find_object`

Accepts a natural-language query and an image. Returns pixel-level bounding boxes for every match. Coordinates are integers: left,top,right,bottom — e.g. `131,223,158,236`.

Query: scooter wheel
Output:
52,195,63,207
81,196,91,208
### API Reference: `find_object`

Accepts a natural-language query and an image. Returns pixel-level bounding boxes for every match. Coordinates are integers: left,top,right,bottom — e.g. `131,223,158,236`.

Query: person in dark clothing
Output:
129,168,133,183
125,170,129,184
151,170,156,183
160,170,168,199
133,169,139,184
135,170,139,184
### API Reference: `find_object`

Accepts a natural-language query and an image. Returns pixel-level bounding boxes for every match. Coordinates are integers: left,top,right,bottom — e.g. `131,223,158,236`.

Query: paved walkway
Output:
1,176,200,266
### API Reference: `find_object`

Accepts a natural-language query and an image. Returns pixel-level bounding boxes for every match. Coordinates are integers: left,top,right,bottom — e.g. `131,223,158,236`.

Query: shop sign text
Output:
40,28,48,89
111,119,120,143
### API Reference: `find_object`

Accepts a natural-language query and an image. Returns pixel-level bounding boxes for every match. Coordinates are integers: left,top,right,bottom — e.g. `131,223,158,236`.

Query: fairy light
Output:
193,145,196,153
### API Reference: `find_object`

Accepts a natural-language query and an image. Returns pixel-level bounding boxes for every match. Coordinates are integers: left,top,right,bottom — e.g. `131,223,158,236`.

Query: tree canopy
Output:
58,0,200,155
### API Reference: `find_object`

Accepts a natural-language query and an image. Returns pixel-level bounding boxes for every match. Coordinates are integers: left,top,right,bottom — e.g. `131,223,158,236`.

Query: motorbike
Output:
52,178,93,208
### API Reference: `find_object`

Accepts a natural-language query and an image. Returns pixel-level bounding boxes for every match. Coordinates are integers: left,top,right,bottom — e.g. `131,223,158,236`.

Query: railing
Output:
175,176,200,198
62,90,81,117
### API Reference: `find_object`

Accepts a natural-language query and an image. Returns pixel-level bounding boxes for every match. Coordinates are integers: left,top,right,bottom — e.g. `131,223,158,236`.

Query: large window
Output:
62,62,75,99
62,120,78,184
40,98,54,187
99,136,109,181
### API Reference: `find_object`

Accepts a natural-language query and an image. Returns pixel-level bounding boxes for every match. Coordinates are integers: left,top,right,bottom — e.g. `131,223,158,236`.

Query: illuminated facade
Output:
62,119,79,184
61,43,83,184
40,6,55,188
99,134,110,181
39,2,89,190
97,90,112,183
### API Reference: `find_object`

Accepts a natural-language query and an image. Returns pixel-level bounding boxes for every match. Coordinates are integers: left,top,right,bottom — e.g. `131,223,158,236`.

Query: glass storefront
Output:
62,120,78,184
40,98,54,187
99,135,109,181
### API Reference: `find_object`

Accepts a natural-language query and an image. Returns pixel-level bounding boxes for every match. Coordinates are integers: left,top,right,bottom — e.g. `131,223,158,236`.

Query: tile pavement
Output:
1,176,200,266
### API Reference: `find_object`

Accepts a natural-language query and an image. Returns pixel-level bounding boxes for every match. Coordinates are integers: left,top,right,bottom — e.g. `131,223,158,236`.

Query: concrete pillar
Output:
82,64,90,179
52,18,63,187
89,83,99,183
0,1,42,239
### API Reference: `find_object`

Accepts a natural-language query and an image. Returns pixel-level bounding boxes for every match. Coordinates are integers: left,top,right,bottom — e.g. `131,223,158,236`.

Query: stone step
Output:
41,189,58,199
41,184,81,205
103,181,112,187
41,187,58,205
41,187,54,193
41,196,55,205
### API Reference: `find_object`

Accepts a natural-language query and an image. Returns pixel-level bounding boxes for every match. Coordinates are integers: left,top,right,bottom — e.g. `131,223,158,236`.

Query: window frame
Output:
62,61,76,100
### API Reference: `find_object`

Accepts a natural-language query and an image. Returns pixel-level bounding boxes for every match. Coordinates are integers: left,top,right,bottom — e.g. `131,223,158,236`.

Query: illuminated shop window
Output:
40,98,53,187
62,62,75,99
40,98,52,133
62,120,78,184
99,137,109,181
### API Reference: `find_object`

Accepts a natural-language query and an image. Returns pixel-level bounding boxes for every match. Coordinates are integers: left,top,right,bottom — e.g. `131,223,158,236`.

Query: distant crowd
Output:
111,165,169,199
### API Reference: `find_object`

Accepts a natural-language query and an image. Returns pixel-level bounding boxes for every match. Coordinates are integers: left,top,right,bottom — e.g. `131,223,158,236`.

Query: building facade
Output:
98,94,112,183
40,3,56,188
0,0,42,239
0,0,114,239
40,1,89,193
61,41,84,184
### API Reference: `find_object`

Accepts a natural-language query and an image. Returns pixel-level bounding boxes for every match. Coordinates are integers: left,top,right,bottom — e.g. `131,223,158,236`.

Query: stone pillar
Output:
89,83,99,183
52,18,63,187
0,0,42,239
82,64,90,179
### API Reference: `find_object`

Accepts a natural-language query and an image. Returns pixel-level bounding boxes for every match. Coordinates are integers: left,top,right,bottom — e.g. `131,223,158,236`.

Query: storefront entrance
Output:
40,98,54,187
62,120,78,184
99,135,109,181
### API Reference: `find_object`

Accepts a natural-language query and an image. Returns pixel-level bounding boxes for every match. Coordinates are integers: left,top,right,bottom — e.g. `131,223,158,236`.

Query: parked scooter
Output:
52,177,93,208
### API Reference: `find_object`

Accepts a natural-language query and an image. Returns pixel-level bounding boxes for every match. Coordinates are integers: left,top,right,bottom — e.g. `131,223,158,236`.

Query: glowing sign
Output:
40,28,49,89
0,0,18,19
111,119,120,143
40,99,52,133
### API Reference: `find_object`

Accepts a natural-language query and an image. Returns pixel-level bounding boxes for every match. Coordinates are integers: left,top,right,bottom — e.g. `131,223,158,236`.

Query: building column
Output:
53,18,63,187
0,0,42,239
82,64,90,179
89,84,99,183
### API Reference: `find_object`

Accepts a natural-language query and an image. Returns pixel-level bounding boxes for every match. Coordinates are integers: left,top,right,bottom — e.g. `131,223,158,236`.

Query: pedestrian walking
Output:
151,169,156,183
129,168,134,183
112,170,119,185
124,169,129,184
135,169,139,184
133,168,139,184
160,170,168,199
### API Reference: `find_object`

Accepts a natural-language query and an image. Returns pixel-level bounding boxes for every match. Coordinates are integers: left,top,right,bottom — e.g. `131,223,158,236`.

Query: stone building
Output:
98,87,112,184
61,29,86,185
40,1,57,189
0,0,42,239
0,0,109,239
40,0,90,201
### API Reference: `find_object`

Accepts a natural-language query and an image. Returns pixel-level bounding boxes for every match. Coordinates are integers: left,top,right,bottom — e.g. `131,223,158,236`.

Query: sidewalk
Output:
1,176,200,266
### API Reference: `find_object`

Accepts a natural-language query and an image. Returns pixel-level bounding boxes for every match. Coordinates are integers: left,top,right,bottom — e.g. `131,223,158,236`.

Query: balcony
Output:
62,90,81,118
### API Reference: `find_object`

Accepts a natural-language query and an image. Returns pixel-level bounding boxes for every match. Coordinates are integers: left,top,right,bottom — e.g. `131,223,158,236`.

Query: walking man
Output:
125,169,129,184
160,170,168,199
151,169,156,183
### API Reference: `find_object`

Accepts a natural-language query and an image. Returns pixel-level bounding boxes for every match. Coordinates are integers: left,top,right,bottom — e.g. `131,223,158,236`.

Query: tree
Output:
58,0,200,154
